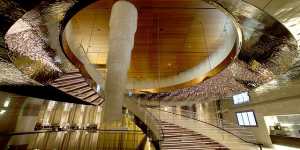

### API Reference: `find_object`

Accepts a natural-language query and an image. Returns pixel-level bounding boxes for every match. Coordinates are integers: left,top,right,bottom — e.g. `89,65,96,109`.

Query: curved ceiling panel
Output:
135,0,300,104
64,0,241,91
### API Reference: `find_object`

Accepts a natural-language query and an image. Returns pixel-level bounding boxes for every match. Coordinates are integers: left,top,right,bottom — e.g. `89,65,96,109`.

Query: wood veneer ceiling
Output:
70,0,230,82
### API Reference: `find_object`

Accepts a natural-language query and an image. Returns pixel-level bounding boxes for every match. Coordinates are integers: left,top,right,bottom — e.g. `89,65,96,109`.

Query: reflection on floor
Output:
8,131,155,150
0,93,156,150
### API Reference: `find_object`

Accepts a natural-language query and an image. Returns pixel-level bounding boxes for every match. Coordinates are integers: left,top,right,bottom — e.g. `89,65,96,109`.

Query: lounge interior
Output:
1,0,300,150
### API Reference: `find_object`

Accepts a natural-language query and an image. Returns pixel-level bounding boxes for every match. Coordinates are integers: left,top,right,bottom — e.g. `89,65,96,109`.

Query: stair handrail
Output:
59,0,104,92
148,106,259,147
123,97,164,143
177,108,256,141
143,105,165,141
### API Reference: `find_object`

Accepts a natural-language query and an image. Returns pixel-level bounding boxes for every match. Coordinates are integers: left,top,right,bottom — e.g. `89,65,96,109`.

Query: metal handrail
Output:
144,106,164,141
179,109,254,131
154,107,257,141
149,107,259,147
0,129,143,137
124,98,164,143
59,0,99,88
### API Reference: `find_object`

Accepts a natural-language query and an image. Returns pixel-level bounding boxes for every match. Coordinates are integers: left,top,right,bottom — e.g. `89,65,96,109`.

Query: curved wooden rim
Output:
59,0,243,92
59,0,98,87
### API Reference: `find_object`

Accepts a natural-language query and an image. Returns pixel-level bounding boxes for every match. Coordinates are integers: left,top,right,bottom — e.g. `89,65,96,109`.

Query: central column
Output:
102,1,137,127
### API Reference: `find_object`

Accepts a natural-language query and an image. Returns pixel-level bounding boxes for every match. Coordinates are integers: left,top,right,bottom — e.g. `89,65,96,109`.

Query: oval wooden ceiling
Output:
69,0,231,82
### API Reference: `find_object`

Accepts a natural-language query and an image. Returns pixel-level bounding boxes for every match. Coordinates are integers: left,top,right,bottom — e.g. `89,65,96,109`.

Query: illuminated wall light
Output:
147,137,151,150
163,107,170,111
96,84,101,93
0,109,6,115
97,106,102,112
64,103,73,112
3,100,10,108
47,101,56,111
81,105,85,112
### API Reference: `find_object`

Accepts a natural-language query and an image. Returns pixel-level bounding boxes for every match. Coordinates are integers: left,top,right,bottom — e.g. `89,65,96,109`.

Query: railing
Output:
59,0,103,91
5,129,148,150
76,44,105,90
148,107,260,149
179,108,257,143
63,20,105,91
0,129,143,137
143,106,165,140
123,97,164,143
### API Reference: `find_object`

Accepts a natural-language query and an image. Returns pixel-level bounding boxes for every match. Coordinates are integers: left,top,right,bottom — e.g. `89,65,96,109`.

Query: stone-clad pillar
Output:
102,1,137,126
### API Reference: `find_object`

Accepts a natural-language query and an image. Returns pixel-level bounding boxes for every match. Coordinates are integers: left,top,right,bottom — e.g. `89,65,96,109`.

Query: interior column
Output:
102,1,137,126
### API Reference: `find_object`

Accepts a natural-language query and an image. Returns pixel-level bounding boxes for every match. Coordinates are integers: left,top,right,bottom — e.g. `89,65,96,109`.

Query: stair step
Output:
58,82,89,92
161,144,228,149
52,78,85,88
163,133,204,138
163,138,212,143
84,94,100,102
163,137,210,141
66,70,80,74
68,86,93,96
53,73,82,82
91,97,104,105
77,90,96,99
158,121,229,150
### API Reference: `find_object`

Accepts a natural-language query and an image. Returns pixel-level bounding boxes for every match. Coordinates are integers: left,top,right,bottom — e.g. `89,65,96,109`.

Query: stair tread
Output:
52,78,86,87
58,83,89,92
159,121,229,150
54,73,82,82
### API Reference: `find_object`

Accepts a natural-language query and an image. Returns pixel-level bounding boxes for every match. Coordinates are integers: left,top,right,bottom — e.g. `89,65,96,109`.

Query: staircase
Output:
151,109,258,150
50,71,104,105
221,121,257,144
160,121,229,150
49,72,257,149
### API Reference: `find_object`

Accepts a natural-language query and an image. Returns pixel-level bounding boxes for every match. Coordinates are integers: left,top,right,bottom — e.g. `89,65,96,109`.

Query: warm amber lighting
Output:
67,0,235,92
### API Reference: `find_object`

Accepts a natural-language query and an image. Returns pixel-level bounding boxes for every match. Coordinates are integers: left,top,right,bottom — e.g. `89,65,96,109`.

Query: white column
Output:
102,1,137,125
